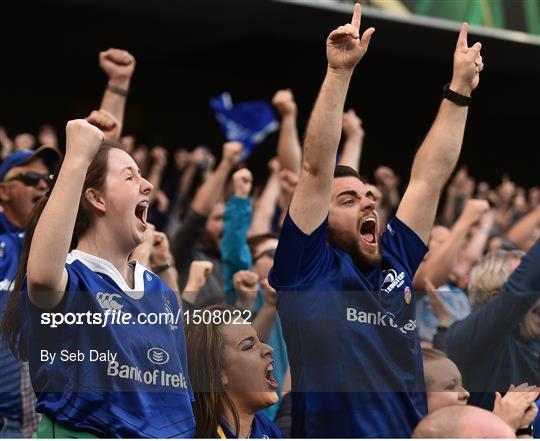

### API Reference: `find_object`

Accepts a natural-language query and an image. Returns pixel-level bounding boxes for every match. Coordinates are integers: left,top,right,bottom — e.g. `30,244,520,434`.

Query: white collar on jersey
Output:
67,249,149,299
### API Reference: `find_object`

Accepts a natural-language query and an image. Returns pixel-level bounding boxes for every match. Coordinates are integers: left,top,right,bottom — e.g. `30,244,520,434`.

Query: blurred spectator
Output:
445,246,540,411
412,405,515,438
172,142,242,307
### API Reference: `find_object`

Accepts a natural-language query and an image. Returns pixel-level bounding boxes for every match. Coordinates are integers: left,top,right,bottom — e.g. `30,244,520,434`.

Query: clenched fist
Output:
272,89,297,117
459,199,490,228
233,270,259,301
185,260,214,293
342,109,364,140
222,141,243,166
233,168,253,198
99,48,136,82
86,109,120,141
150,146,168,170
65,119,104,163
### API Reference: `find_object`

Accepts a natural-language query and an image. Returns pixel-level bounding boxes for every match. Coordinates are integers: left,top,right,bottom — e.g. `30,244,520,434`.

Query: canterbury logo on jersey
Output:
96,292,123,310
0,278,13,291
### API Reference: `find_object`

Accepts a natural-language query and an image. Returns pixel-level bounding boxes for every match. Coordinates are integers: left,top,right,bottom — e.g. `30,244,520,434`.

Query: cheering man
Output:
269,3,484,438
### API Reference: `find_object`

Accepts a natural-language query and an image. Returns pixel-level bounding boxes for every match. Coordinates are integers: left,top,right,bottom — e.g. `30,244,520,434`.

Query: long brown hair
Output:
1,142,114,360
185,304,241,438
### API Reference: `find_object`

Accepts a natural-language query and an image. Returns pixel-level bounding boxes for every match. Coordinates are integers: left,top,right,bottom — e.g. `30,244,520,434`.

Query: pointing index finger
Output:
457,22,469,50
351,3,361,30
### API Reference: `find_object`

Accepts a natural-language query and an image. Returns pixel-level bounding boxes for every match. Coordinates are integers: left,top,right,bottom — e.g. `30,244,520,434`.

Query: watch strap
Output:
442,83,472,106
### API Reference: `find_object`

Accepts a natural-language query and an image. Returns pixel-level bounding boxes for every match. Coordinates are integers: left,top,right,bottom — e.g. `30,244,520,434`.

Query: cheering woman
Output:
2,119,194,438
185,305,282,438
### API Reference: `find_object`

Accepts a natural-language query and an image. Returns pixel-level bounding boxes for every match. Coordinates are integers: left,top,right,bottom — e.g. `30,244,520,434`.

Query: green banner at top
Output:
363,0,540,35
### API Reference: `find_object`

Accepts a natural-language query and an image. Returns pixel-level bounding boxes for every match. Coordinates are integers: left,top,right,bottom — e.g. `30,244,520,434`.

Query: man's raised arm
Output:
396,23,483,244
289,4,374,234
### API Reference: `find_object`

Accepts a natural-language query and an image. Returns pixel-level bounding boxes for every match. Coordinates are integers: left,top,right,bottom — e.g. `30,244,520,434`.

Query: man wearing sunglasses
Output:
0,145,59,438
0,146,59,235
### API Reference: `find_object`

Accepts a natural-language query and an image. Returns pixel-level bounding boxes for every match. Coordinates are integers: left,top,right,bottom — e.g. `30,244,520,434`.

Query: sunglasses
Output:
253,248,276,262
2,171,54,187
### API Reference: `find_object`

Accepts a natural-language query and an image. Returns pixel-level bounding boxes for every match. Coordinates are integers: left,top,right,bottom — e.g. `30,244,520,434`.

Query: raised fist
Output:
99,48,136,81
342,109,364,139
460,199,490,227
449,167,475,198
150,231,173,267
268,157,280,175
272,89,297,117
86,109,120,141
222,141,243,166
374,166,399,190
154,189,170,214
326,4,375,73
186,260,214,292
233,270,259,296
66,119,104,163
39,124,58,147
451,23,483,96
150,146,168,170
233,168,253,198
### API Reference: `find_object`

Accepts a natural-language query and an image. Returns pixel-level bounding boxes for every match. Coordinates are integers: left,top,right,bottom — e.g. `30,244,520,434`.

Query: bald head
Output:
413,405,515,438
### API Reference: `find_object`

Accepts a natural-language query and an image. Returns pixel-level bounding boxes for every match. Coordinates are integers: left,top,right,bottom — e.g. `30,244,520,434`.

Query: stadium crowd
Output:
0,3,539,439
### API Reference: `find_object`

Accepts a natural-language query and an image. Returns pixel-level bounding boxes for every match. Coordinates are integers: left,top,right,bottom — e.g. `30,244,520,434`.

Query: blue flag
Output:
210,92,278,160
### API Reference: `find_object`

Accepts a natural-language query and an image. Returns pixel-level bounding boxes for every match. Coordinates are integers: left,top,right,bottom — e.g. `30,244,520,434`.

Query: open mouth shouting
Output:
135,200,149,227
359,216,377,247
264,361,279,391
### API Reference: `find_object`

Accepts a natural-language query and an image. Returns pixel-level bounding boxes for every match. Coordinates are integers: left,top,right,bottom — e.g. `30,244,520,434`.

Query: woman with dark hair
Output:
185,305,282,438
1,119,194,437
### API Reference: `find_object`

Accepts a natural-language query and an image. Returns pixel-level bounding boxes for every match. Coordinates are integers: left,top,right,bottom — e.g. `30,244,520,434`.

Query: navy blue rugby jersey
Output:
269,213,428,438
219,412,283,438
20,250,195,438
0,232,24,423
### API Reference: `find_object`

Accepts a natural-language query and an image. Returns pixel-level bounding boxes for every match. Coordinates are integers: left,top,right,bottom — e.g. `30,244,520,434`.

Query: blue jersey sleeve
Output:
381,217,428,282
269,212,331,289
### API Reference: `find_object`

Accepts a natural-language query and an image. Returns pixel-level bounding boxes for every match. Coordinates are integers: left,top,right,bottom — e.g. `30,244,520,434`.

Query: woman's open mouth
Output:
135,201,149,226
265,362,278,390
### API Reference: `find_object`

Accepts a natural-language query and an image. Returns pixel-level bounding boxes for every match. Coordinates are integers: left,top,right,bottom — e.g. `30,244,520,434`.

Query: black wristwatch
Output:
516,424,533,437
442,83,472,106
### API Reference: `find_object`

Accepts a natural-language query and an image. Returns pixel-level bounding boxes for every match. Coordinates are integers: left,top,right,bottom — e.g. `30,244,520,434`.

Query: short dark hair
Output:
333,165,362,181
247,233,279,258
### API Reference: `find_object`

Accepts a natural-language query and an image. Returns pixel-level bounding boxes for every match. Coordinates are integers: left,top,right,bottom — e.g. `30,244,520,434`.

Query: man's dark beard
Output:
328,228,382,272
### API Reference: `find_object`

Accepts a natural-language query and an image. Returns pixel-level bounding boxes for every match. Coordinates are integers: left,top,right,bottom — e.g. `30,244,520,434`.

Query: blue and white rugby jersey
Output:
20,250,195,438
0,232,25,423
269,213,428,438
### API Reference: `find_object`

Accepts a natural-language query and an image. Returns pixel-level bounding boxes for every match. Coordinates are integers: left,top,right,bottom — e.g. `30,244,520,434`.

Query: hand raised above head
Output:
99,48,136,81
86,109,120,141
326,3,375,74
451,23,484,96
233,168,253,198
222,141,243,166
272,89,297,117
65,119,104,163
